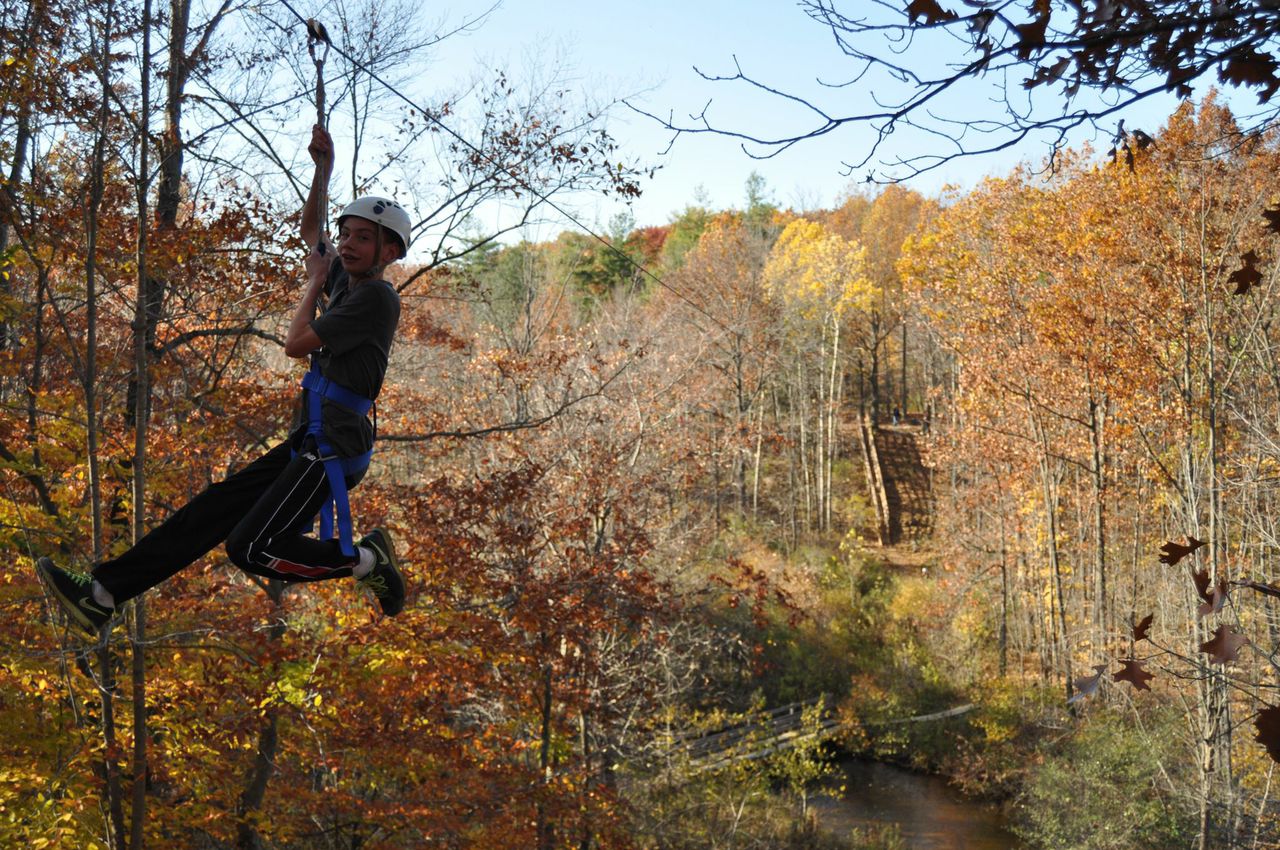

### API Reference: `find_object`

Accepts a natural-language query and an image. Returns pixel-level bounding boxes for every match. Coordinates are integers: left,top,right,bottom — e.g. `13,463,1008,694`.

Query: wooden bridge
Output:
857,414,933,545
659,696,974,775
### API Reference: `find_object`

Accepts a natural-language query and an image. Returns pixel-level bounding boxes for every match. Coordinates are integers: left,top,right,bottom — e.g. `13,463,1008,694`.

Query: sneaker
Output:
35,557,114,636
356,528,405,616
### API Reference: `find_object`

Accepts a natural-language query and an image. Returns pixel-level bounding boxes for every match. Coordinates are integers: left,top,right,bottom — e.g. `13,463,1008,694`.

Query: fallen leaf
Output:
1133,613,1153,642
1159,536,1206,566
1200,624,1249,665
1256,707,1280,763
1113,659,1154,691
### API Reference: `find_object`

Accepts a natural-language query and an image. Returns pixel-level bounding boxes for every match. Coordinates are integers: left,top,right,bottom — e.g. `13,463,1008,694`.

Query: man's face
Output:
337,216,399,275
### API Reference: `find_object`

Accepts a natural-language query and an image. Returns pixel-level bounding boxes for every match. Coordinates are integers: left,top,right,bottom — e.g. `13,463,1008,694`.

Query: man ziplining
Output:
36,124,410,636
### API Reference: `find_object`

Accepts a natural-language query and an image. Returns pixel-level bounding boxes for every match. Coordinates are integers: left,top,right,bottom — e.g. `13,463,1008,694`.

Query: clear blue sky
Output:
423,1,1192,233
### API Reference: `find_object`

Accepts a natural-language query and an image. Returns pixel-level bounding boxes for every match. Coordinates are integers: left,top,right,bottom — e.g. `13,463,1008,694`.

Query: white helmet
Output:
336,196,413,258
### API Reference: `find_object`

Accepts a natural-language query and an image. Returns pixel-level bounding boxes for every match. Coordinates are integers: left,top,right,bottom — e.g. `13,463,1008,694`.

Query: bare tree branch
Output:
631,1,1280,181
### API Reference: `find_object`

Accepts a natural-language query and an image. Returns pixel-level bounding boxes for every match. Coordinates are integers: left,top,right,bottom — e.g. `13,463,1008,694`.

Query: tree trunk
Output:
798,365,812,531
236,710,279,850
1032,406,1072,702
734,350,749,516
237,593,286,850
751,403,764,517
859,412,890,546
578,712,592,850
999,507,1009,678
1089,392,1108,655
128,3,153,846
537,662,554,850
900,320,908,415
1201,322,1235,848
869,314,882,424
827,318,841,530
815,329,827,532
157,0,190,230
85,5,125,844
0,0,43,353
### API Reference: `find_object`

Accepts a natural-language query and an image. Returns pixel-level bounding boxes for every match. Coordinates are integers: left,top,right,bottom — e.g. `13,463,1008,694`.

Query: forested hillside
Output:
8,0,1280,847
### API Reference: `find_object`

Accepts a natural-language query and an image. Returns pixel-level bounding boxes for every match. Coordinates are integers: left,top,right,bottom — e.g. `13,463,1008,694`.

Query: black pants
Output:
92,439,364,605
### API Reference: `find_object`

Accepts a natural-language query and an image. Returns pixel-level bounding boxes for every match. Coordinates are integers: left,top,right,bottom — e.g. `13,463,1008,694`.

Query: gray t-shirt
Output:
291,258,401,458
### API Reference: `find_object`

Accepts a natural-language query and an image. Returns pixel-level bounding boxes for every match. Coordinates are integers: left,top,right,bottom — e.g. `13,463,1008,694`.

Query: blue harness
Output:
299,359,374,557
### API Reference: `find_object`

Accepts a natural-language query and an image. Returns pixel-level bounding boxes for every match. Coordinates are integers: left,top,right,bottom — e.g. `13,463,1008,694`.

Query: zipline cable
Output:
276,0,742,341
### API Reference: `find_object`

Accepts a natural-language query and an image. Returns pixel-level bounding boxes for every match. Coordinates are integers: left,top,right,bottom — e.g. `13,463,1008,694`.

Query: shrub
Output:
1013,705,1194,849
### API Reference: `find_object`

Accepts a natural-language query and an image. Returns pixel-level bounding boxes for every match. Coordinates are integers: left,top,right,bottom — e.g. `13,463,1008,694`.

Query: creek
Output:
809,759,1024,849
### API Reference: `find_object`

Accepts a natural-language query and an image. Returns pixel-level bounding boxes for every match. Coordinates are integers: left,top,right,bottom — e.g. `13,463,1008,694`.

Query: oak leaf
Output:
906,0,956,25
1200,625,1248,665
1255,707,1280,764
1192,568,1229,618
1231,250,1263,295
1067,663,1108,704
1023,56,1070,90
1158,536,1206,566
1113,659,1154,691
1014,16,1050,60
1133,613,1153,643
1220,53,1280,103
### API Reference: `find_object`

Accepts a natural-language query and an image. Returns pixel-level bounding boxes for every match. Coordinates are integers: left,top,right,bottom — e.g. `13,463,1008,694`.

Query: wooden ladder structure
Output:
857,413,933,545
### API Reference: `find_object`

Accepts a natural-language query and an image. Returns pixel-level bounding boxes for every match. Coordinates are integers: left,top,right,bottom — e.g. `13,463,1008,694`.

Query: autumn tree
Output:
764,217,876,533
902,97,1280,845
825,186,933,422
657,213,781,525
0,2,659,847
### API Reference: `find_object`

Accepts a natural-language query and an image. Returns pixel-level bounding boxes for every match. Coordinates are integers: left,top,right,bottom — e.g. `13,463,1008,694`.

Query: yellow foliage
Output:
763,218,877,321
971,678,1025,745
